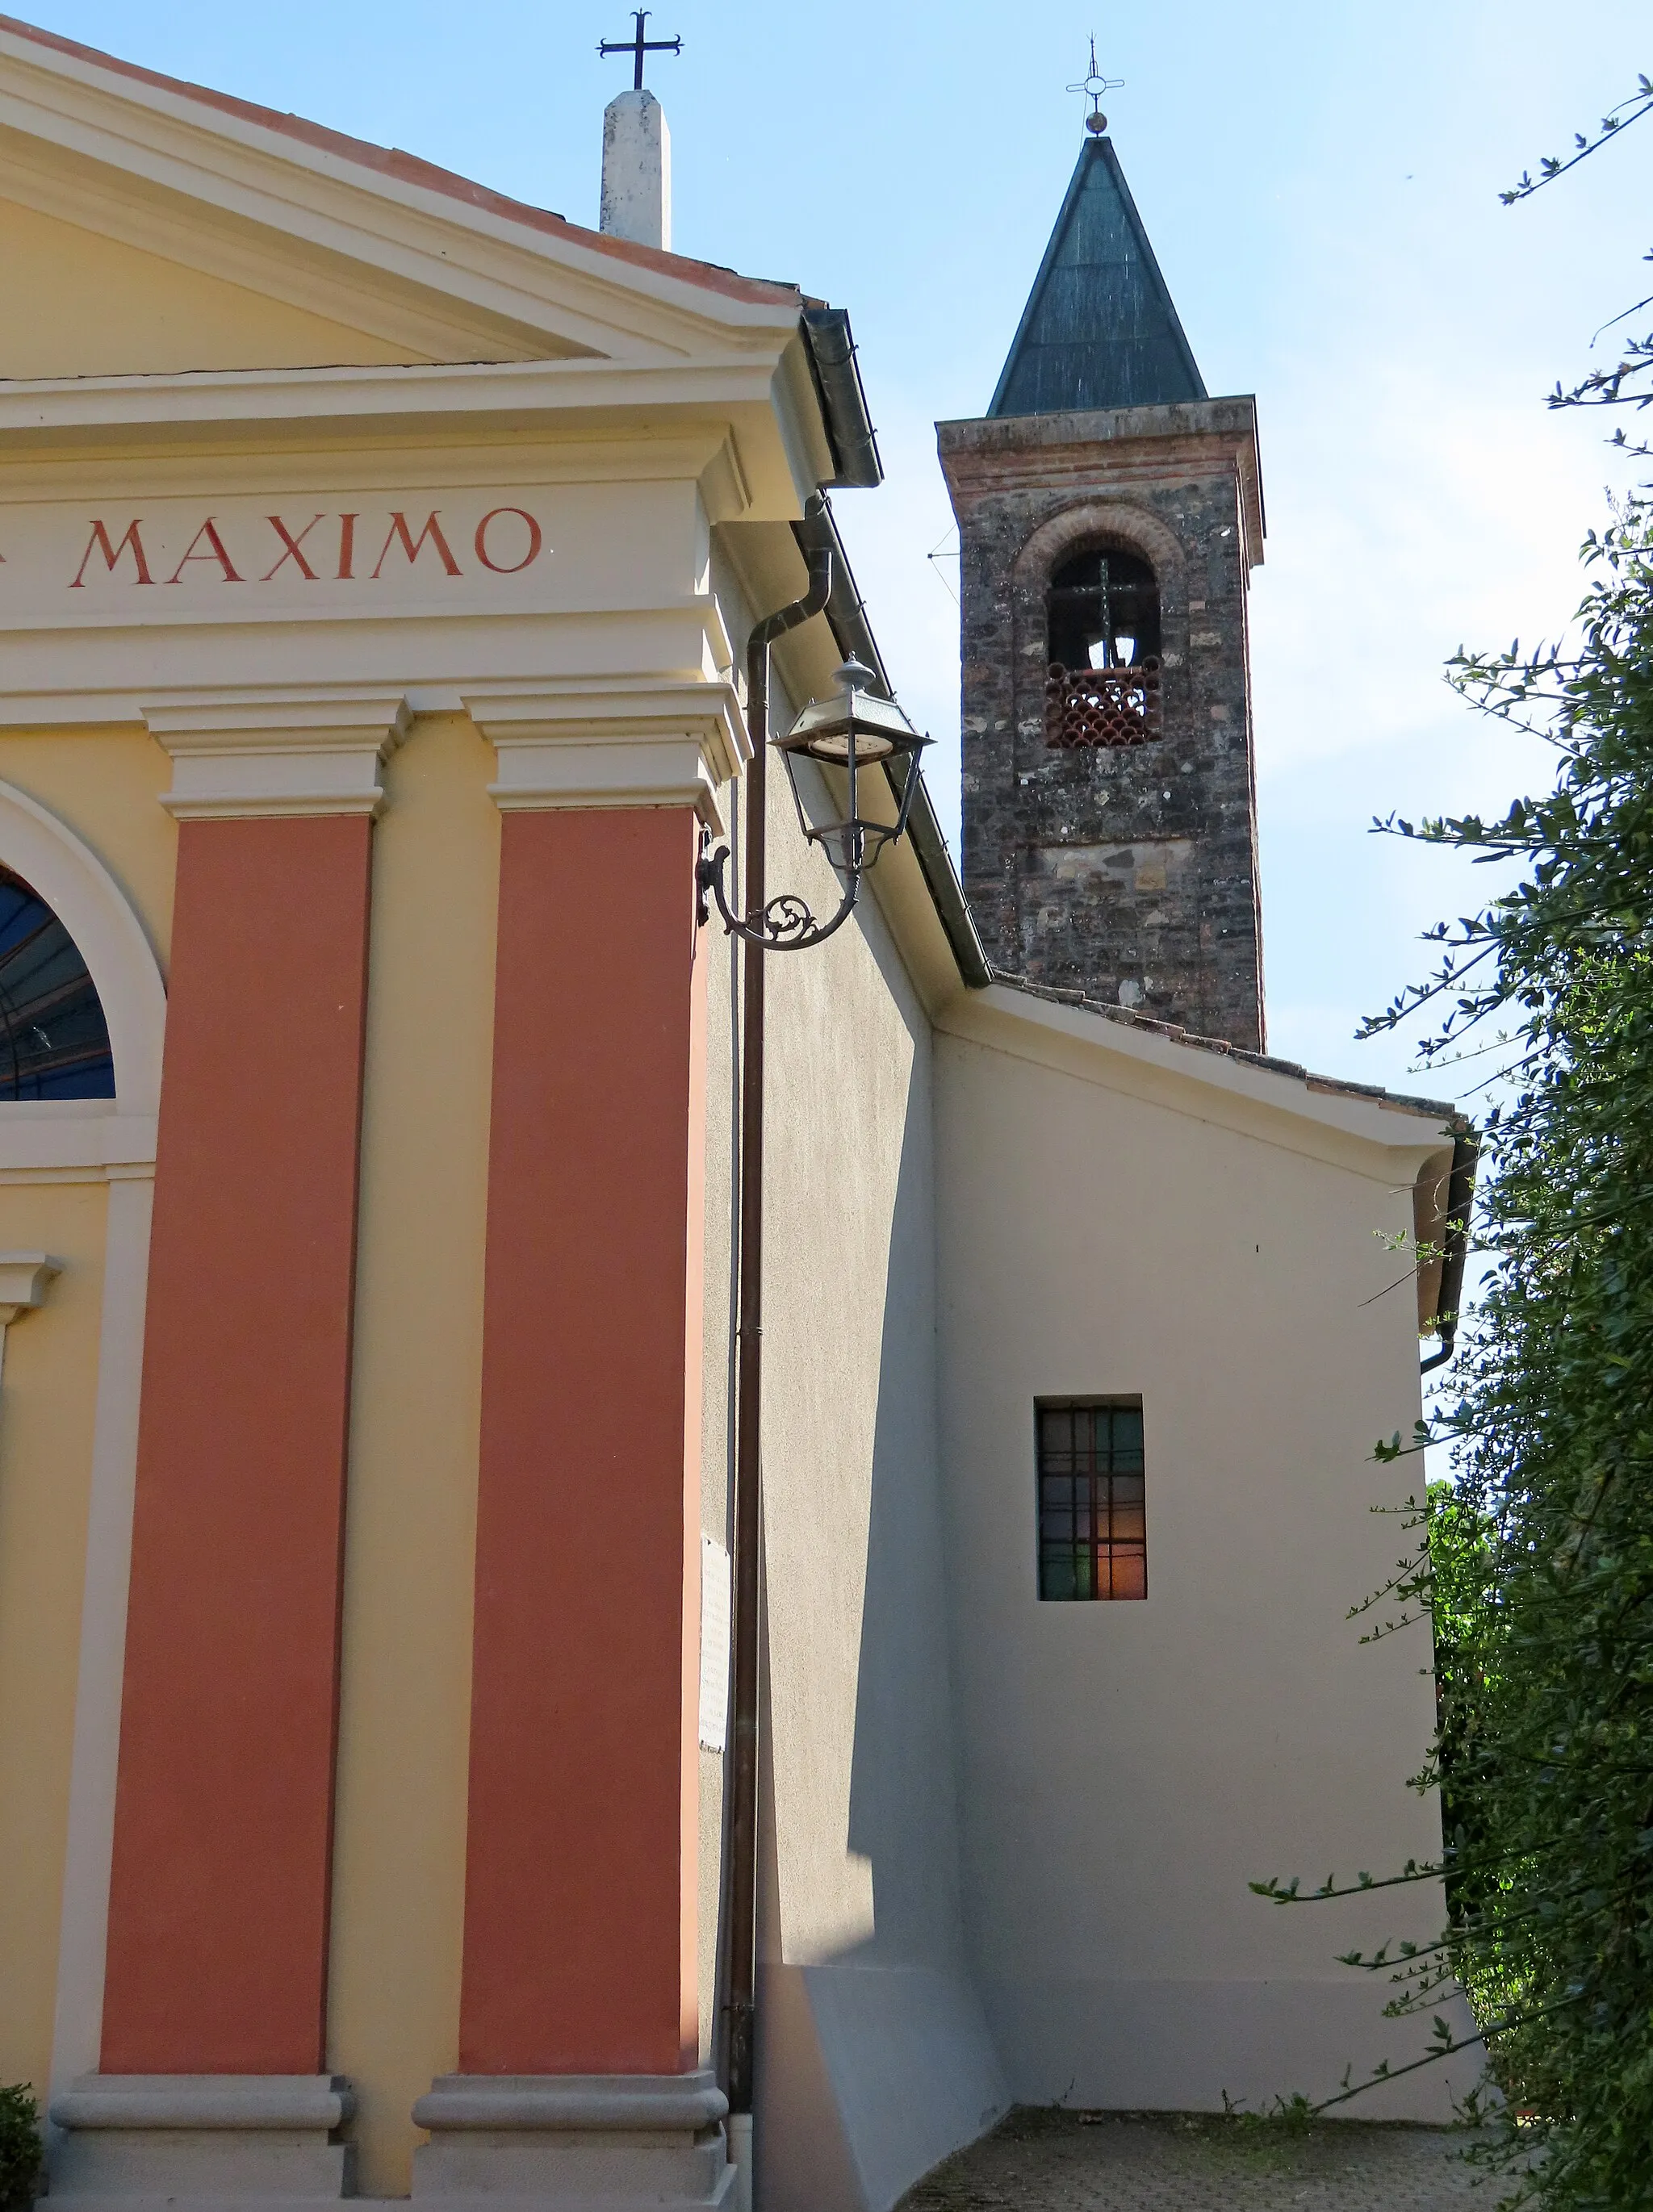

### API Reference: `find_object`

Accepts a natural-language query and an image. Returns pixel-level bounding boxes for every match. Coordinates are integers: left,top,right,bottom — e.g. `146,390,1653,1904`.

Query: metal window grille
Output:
1036,1399,1146,1601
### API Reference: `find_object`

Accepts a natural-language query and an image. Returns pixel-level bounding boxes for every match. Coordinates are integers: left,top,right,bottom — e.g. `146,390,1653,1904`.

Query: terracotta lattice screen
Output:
1044,661,1161,748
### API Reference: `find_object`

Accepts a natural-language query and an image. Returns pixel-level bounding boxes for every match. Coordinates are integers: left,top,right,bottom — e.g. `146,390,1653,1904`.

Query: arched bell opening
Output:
0,864,116,1099
1044,545,1163,748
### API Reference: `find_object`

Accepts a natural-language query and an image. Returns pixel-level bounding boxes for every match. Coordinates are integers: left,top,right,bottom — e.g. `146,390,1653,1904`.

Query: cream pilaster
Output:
411,684,739,2212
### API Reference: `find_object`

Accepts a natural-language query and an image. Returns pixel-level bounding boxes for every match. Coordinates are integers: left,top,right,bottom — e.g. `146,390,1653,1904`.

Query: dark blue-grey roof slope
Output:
989,135,1207,417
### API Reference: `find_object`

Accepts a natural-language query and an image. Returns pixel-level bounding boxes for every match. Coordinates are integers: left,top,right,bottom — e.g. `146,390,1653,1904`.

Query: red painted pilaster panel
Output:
102,815,373,2074
460,805,706,2076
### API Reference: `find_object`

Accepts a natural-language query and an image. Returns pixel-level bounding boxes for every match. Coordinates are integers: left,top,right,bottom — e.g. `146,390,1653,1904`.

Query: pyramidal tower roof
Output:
989,132,1207,417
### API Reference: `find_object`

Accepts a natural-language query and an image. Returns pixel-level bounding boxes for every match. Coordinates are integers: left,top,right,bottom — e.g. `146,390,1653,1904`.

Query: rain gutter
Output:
799,307,883,490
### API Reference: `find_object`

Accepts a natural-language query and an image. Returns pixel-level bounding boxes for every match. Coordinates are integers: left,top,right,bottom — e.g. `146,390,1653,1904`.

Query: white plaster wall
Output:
697,756,743,2072
934,1027,1475,2121
705,645,1004,2210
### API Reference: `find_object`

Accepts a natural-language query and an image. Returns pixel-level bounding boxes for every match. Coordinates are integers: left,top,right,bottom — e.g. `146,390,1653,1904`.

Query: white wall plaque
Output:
698,1537,730,1755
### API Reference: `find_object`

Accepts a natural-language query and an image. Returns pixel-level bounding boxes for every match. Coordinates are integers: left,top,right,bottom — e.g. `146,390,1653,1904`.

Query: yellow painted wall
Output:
0,197,433,378
0,730,176,969
0,731,170,2104
327,713,500,2196
0,1181,108,2095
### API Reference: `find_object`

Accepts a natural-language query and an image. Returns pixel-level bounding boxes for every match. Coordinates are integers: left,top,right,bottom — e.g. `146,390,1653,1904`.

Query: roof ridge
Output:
0,10,798,309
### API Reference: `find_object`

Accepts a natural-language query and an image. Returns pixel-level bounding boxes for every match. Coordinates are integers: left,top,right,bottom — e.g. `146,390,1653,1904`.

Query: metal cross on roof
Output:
598,9,682,92
1067,35,1124,132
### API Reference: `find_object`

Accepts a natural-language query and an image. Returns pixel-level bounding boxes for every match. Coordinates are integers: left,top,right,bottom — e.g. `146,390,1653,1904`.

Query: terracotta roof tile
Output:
990,970,1463,1127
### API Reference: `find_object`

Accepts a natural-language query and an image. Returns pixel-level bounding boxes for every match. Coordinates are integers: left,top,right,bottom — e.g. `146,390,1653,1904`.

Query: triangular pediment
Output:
0,11,801,383
0,194,445,378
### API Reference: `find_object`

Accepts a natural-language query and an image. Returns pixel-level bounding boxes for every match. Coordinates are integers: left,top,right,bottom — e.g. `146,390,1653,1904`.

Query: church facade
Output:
0,22,1472,2212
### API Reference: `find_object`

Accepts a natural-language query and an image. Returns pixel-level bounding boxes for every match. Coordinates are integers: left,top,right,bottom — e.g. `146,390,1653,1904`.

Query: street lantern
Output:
697,659,931,951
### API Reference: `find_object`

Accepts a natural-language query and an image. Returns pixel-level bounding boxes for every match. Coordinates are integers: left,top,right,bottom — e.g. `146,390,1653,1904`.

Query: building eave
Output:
939,976,1465,1171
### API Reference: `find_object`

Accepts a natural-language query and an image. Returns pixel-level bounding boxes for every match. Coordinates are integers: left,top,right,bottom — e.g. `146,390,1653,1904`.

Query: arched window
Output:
1045,545,1162,748
0,865,115,1098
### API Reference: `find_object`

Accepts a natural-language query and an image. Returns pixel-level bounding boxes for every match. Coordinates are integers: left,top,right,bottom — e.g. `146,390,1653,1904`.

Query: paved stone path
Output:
898,2110,1500,2212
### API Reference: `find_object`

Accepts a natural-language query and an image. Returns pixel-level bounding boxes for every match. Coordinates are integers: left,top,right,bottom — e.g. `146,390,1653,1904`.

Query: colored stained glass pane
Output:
1034,1399,1147,1603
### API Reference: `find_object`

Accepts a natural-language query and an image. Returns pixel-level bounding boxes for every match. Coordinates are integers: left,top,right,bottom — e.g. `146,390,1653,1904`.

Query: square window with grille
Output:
1036,1400,1146,1601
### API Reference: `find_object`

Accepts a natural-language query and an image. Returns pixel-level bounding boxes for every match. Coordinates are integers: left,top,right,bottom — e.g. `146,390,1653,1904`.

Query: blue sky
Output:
19,0,1651,1098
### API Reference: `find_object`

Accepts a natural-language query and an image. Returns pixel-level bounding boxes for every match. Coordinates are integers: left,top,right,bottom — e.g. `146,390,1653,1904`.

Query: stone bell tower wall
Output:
938,396,1266,1053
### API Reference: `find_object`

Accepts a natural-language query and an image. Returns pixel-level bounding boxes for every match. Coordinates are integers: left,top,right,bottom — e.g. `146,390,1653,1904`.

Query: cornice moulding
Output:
0,364,801,513
0,429,745,501
0,610,736,730
0,355,784,429
936,395,1261,452
0,1111,158,1175
937,398,1265,570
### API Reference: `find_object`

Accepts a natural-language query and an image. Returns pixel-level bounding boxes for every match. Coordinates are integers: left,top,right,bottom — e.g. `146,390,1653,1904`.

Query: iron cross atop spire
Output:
599,10,682,92
1067,35,1123,134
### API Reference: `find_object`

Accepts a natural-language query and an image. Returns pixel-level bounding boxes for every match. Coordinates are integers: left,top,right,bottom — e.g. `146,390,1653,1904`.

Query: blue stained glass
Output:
0,868,115,1099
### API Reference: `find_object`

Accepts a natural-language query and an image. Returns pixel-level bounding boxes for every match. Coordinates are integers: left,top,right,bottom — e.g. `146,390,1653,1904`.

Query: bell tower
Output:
939,113,1266,1051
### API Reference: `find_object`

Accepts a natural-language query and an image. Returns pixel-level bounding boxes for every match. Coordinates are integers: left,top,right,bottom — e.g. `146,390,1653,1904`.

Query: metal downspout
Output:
1421,1130,1479,1374
720,532,834,2129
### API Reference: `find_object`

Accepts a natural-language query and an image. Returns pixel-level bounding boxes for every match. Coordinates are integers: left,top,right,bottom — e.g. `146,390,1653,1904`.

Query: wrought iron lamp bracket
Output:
695,834,861,951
